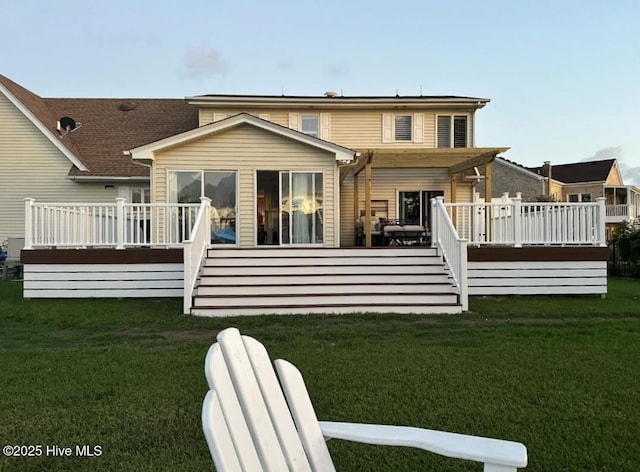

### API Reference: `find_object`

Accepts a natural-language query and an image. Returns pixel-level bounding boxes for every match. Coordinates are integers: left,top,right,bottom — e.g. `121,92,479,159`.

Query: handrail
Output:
431,197,468,311
183,197,211,314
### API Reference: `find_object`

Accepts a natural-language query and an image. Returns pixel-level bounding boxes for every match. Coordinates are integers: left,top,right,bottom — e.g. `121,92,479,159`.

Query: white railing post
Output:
24,198,34,249
431,197,439,249
460,239,468,311
513,196,522,248
115,198,125,250
183,197,211,315
596,197,606,246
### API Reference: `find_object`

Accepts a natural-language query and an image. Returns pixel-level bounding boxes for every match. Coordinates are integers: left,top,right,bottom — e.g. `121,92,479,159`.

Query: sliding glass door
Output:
257,171,323,246
168,170,237,244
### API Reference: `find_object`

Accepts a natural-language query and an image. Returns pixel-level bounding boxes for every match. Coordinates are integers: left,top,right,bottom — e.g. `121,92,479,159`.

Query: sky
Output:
2,0,639,185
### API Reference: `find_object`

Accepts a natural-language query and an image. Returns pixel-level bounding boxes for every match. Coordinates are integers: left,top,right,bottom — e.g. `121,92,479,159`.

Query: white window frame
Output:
436,114,470,148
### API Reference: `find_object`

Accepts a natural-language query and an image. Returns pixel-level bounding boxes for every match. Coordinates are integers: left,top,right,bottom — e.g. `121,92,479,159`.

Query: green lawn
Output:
0,278,639,471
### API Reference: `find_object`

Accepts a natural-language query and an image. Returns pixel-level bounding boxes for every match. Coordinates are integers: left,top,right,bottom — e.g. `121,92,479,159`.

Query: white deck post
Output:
596,197,607,246
513,196,522,247
115,197,125,250
460,239,468,311
431,197,440,249
24,198,34,249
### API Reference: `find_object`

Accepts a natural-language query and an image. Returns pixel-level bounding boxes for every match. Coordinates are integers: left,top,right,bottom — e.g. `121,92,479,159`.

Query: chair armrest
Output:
318,421,527,470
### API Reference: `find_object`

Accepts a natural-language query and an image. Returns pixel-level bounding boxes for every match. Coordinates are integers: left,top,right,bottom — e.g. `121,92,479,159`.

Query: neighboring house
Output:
528,159,640,233
475,156,547,201
0,74,198,243
2,73,609,314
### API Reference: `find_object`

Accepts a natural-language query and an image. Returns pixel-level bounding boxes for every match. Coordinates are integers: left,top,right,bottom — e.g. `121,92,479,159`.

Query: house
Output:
0,73,199,243
529,159,639,232
475,157,547,202
1,74,609,315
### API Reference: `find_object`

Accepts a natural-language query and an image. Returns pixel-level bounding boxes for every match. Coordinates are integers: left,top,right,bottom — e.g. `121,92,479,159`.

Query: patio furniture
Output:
202,327,528,471
383,223,428,245
1,237,24,280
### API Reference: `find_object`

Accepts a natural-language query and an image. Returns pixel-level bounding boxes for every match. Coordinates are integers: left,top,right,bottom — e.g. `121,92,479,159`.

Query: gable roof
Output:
129,112,358,163
0,74,88,171
529,159,617,184
0,74,199,180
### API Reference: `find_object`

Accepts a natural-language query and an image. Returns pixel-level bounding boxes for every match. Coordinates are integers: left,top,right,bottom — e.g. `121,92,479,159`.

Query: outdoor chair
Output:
1,237,24,280
202,327,528,471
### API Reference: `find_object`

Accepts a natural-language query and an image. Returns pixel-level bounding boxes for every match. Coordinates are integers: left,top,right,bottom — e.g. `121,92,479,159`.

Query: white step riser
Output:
198,274,451,286
196,284,455,296
208,248,438,258
204,257,441,267
202,265,446,276
193,293,459,307
192,305,462,316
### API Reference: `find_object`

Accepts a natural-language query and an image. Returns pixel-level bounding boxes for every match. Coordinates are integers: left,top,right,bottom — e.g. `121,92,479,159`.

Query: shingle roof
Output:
0,74,199,179
528,159,616,184
44,98,199,177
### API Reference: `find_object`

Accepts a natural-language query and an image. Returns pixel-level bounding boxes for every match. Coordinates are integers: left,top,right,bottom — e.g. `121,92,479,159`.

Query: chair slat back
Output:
275,360,336,472
205,343,263,471
202,390,243,472
205,328,323,471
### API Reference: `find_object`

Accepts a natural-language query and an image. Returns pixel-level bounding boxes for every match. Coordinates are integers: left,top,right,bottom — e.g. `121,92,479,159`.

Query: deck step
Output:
191,247,461,316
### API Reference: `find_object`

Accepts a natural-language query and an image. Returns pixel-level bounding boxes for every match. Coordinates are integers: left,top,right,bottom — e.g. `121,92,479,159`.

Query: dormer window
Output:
301,115,319,137
437,115,468,148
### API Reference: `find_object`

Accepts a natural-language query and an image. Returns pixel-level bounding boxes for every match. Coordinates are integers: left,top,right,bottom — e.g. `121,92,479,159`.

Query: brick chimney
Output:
543,161,552,196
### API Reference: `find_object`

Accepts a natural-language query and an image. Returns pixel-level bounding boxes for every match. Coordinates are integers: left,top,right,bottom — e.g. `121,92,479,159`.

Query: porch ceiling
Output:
342,147,509,180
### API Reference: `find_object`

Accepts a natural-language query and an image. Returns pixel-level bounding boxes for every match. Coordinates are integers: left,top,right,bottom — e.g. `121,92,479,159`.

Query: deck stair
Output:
191,247,462,316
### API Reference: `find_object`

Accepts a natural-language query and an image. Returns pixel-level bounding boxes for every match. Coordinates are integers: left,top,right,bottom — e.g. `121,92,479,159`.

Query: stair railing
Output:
183,197,211,314
431,196,468,311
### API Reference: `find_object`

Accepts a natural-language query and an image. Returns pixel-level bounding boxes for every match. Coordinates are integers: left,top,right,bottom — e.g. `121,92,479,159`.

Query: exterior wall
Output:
476,160,544,201
339,168,470,246
561,183,604,202
198,107,477,150
0,93,119,242
152,124,338,247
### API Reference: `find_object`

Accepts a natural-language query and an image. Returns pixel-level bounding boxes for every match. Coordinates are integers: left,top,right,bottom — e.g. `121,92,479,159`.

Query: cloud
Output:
582,146,622,162
181,46,228,79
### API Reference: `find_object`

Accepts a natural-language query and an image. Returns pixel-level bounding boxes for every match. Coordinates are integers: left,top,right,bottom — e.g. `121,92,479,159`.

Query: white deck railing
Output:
431,197,468,311
24,198,201,249
444,197,607,247
606,204,637,220
183,197,211,314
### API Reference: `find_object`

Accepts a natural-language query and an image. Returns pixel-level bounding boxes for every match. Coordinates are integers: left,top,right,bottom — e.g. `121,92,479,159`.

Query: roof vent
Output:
324,91,338,97
57,116,76,132
118,101,137,112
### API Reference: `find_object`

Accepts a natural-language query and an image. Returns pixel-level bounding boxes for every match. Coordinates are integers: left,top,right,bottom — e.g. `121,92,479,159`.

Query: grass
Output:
0,279,639,471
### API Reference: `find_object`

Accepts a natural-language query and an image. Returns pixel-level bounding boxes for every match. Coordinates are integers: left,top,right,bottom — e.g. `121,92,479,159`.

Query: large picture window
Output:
168,170,237,244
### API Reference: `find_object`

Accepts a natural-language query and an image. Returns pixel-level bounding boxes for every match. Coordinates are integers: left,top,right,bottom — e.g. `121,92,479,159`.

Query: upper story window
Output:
301,115,319,137
437,115,468,148
382,113,423,144
394,115,412,141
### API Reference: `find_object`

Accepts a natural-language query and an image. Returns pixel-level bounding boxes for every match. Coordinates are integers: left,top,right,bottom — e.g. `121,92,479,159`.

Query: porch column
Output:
364,160,372,247
485,163,493,242
353,172,359,225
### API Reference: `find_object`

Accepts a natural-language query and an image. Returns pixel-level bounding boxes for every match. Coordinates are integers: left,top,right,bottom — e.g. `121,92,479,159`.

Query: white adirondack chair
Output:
202,327,527,471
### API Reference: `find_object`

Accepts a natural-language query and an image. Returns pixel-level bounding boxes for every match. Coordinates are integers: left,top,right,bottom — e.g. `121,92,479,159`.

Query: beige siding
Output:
198,107,479,150
153,124,338,247
0,93,119,242
340,168,468,245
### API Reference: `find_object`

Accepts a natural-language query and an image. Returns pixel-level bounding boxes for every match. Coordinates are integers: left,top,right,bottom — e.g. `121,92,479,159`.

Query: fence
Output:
608,240,640,277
